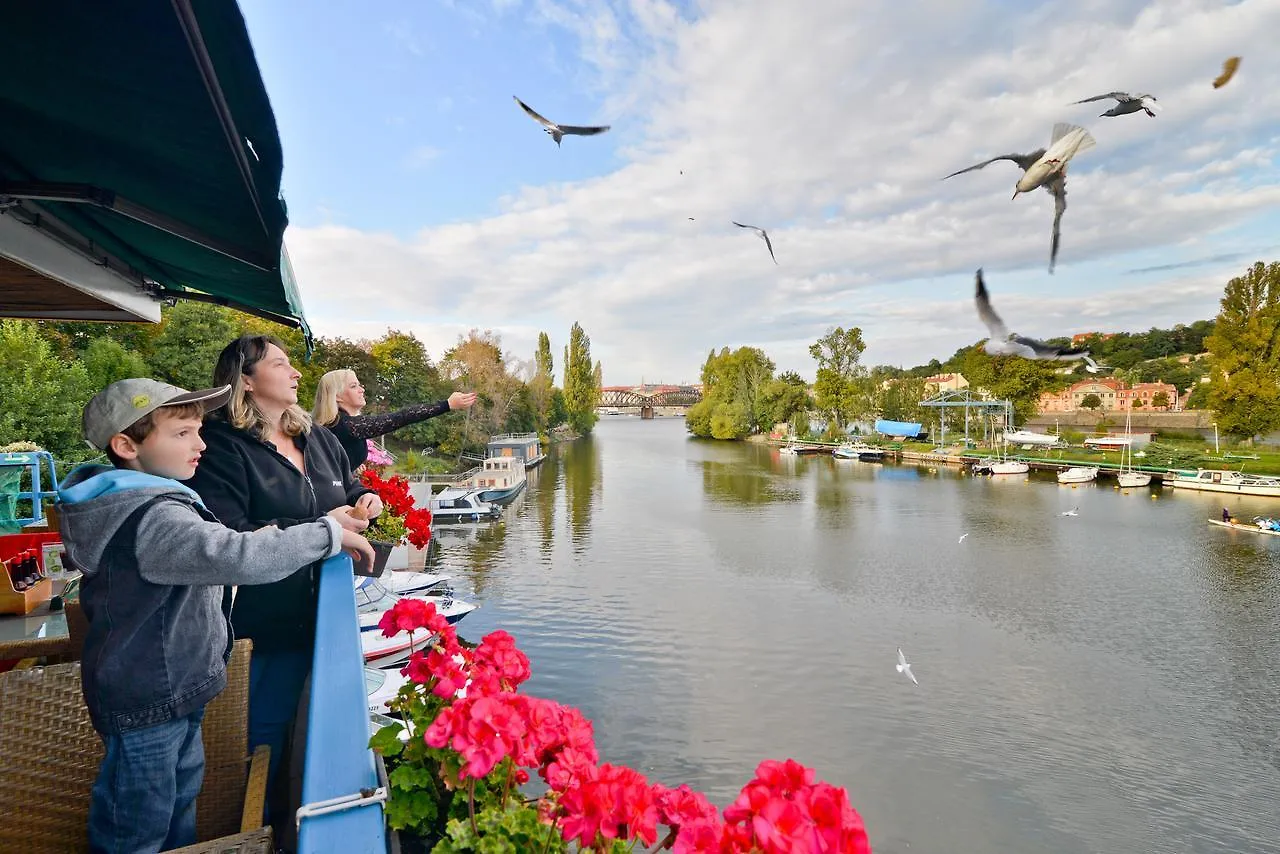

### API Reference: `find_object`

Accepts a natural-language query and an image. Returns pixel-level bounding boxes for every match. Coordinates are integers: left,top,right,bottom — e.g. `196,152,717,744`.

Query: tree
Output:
808,327,867,431
562,322,599,435
685,346,777,439
760,371,811,428
81,337,150,390
1206,261,1280,439
371,330,448,448
441,329,526,449
0,320,96,462
529,334,556,431
535,332,554,385
1080,393,1103,411
1186,382,1211,409
1152,391,1171,410
148,301,240,390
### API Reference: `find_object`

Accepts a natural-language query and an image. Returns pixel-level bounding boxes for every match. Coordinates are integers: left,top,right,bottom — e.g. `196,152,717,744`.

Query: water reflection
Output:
560,437,601,549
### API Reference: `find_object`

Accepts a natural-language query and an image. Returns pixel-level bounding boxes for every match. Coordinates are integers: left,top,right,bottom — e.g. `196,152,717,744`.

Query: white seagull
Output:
896,648,919,686
958,533,969,544
974,270,1096,366
1072,92,1157,118
1061,506,1079,517
512,96,610,147
732,221,777,264
944,123,1095,272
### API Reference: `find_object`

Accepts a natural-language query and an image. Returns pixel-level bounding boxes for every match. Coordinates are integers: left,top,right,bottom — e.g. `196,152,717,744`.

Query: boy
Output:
57,379,374,853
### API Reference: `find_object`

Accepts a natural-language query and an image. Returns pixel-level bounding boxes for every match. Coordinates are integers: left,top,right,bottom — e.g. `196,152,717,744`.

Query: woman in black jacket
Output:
182,335,382,816
311,368,476,471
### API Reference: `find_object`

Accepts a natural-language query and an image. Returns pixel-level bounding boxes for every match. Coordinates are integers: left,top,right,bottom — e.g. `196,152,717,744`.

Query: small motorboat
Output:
361,627,435,665
358,594,478,632
365,665,409,714
430,486,504,523
833,442,884,460
1057,466,1099,484
355,571,452,598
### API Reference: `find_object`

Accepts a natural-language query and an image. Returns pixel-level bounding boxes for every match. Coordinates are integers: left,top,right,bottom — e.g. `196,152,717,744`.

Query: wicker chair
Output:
0,638,271,853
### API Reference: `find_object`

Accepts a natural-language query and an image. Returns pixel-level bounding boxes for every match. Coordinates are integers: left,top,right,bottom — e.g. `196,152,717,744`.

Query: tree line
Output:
0,301,603,466
686,259,1279,443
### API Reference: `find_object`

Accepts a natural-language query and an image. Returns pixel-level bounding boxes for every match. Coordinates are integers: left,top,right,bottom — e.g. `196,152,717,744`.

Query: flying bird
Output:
732,221,777,264
1072,92,1157,118
512,96,610,147
1060,507,1079,517
958,533,969,544
944,123,1095,272
1213,57,1241,89
974,270,1096,365
896,648,918,686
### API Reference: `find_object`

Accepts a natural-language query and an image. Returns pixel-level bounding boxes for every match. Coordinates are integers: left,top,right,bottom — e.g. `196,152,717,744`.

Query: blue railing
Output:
298,554,388,853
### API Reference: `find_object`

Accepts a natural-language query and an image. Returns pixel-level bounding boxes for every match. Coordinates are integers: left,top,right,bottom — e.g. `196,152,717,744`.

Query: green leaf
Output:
369,723,406,757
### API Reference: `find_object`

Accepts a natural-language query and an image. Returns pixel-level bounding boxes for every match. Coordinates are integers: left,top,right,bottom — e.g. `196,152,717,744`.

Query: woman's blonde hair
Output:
313,369,358,427
209,335,312,439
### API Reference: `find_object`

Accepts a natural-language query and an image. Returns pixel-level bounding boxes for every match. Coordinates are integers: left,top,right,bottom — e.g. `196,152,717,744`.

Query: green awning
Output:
0,0,310,338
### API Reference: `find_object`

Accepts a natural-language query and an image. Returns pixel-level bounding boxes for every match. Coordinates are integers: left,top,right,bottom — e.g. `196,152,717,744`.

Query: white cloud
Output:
403,146,443,170
288,0,1280,385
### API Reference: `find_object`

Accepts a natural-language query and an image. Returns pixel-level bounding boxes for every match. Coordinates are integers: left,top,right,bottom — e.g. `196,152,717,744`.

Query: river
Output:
412,416,1280,854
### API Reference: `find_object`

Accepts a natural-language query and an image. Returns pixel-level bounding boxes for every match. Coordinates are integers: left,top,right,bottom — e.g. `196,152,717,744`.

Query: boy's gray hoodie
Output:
58,464,345,735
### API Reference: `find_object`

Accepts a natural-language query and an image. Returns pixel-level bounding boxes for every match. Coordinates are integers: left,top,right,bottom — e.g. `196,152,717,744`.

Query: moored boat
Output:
1057,466,1099,484
1166,469,1280,497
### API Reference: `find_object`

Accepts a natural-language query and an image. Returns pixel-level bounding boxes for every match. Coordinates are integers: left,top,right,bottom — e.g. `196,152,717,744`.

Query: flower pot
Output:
356,539,396,578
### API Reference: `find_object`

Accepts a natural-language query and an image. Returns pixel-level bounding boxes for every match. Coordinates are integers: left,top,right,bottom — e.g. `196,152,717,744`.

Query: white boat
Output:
1003,429,1062,447
357,594,478,631
1057,466,1099,484
354,572,451,598
365,666,409,714
779,444,799,456
1116,410,1152,488
466,456,527,504
369,711,409,742
361,627,434,665
1166,469,1280,497
430,486,504,522
988,460,1030,475
1207,518,1280,536
833,442,884,460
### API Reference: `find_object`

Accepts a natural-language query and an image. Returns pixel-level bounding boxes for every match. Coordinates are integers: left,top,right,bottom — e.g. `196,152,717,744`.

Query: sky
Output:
238,0,1280,386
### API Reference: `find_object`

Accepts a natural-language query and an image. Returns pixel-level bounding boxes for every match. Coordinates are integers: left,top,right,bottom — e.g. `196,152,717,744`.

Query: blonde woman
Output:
312,368,476,472
182,335,383,825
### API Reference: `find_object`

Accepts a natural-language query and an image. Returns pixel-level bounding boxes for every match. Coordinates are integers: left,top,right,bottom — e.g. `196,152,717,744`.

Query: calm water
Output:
415,417,1280,854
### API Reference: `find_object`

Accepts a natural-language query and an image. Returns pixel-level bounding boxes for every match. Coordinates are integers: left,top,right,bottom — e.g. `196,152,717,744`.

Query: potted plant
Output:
370,600,873,853
356,470,433,576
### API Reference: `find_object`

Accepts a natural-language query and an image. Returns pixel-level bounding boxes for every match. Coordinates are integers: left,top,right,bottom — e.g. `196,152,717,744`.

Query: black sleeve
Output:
184,441,313,531
341,401,452,440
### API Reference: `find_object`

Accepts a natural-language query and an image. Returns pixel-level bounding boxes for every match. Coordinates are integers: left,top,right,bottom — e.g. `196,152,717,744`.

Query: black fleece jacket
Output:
182,417,373,652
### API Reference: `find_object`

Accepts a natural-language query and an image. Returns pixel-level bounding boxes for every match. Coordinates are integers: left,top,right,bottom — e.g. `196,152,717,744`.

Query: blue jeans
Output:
88,708,206,853
248,649,311,823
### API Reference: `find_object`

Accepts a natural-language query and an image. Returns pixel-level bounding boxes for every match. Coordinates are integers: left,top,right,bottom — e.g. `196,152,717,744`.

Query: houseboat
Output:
487,432,546,468
465,455,528,503
1165,469,1280,498
430,486,505,522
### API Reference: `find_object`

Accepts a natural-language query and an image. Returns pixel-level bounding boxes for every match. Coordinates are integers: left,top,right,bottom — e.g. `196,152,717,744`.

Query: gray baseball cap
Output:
83,378,232,451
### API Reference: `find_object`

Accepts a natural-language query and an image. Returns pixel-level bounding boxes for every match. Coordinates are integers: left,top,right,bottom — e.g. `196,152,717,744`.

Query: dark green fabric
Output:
0,0,308,332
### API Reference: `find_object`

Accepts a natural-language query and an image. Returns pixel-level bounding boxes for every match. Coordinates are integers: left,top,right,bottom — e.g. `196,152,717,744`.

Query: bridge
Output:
598,385,702,419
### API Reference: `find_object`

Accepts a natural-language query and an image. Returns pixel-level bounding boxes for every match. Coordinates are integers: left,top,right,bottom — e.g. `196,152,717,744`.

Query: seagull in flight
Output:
896,648,918,686
944,123,1094,272
512,96,610,147
974,270,1097,365
1072,92,1157,118
1061,506,1079,517
732,221,777,264
958,533,969,544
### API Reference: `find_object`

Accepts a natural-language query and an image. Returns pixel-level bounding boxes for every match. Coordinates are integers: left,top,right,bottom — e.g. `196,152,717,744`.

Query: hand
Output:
341,530,376,570
355,492,383,519
328,505,368,533
448,391,478,411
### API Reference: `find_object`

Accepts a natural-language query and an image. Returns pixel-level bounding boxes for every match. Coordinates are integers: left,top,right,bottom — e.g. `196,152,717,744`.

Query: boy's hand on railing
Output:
329,505,369,533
